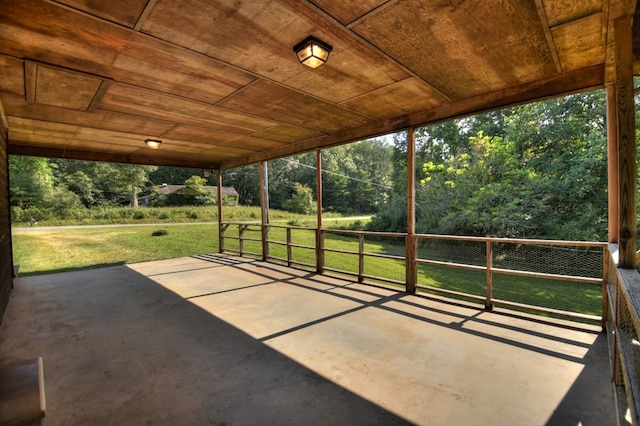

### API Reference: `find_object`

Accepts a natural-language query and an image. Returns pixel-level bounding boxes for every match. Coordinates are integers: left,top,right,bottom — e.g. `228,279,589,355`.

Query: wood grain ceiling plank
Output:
54,0,149,27
542,0,602,27
0,55,25,96
340,77,448,120
100,83,276,134
8,117,79,139
140,0,409,103
163,125,287,151
7,143,223,169
218,80,373,133
33,65,104,110
0,0,255,105
8,117,243,161
552,13,605,71
251,124,324,143
352,0,557,99
308,0,389,26
111,44,256,105
1,93,177,136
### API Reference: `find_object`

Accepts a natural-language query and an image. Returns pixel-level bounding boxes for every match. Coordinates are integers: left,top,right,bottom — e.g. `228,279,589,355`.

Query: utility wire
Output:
283,159,393,190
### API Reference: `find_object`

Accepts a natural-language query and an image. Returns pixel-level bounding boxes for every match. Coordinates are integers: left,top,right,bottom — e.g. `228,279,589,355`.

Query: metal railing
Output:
220,222,608,324
414,234,607,324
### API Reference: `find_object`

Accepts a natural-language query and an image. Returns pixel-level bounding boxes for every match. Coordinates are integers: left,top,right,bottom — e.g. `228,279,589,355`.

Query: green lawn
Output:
12,224,218,275
12,222,603,318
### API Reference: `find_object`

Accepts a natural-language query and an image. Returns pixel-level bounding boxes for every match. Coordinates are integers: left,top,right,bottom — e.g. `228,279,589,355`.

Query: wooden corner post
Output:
258,161,270,261
316,149,324,274
606,83,619,244
406,128,417,293
614,16,637,268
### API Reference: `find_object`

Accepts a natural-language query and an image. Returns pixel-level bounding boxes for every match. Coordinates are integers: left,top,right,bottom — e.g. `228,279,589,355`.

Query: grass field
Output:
12,219,603,319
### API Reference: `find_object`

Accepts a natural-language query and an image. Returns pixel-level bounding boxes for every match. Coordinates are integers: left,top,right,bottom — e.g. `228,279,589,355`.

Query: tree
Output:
283,183,314,214
9,156,54,208
370,90,609,241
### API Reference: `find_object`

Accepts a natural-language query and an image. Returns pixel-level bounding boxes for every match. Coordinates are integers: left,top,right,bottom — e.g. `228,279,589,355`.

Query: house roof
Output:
1,0,638,170
157,184,238,197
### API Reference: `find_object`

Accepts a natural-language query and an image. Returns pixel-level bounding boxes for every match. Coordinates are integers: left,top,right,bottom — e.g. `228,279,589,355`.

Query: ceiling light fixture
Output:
144,138,162,149
293,36,333,68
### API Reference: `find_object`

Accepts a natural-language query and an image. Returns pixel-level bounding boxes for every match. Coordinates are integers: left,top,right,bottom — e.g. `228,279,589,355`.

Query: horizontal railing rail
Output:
220,222,607,324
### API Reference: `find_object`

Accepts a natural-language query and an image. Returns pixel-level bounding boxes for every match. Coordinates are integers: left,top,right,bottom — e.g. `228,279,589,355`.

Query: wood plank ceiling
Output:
0,0,638,170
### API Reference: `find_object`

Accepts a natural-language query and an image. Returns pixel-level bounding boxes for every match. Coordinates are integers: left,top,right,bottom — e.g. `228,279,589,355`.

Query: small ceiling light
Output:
293,36,333,68
144,138,162,149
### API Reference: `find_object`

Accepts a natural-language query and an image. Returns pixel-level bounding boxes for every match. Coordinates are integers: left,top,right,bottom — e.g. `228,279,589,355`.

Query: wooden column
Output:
406,128,417,293
258,161,270,261
217,170,224,253
607,83,620,244
614,16,637,268
315,149,324,274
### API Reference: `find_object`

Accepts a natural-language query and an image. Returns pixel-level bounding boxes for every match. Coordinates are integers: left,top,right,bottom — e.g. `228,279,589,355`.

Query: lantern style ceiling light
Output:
144,138,162,149
293,36,333,68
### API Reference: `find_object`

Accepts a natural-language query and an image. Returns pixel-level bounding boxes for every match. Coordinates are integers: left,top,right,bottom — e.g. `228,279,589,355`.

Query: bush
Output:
151,229,169,236
133,209,149,220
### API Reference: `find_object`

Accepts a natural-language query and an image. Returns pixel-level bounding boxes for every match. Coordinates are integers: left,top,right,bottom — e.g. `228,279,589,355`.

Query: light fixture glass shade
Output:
293,36,332,68
144,139,162,149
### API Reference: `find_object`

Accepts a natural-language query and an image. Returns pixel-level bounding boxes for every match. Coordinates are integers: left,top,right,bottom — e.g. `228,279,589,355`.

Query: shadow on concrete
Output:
0,253,616,425
0,262,411,425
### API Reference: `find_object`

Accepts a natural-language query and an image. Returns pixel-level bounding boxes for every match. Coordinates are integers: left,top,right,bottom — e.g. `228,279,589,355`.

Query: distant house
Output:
140,184,239,206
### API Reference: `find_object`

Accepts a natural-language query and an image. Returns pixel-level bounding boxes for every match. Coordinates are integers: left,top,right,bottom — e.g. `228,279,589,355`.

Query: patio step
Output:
0,357,46,425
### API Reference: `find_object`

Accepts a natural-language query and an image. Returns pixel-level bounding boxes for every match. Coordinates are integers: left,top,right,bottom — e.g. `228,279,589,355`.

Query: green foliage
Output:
283,183,314,214
163,175,217,206
372,90,610,241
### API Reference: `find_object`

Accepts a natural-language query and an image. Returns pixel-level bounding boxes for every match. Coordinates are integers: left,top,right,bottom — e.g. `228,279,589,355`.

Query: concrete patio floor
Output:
0,254,615,425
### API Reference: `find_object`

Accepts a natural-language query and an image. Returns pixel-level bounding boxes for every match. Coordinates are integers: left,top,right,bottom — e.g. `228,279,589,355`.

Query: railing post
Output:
405,127,417,293
485,239,494,311
406,234,417,293
316,229,325,274
286,228,292,267
358,233,365,283
239,224,245,257
602,246,609,331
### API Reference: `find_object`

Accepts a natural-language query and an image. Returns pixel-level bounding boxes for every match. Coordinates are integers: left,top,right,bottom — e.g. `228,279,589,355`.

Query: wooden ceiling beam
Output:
7,144,219,170
220,64,604,170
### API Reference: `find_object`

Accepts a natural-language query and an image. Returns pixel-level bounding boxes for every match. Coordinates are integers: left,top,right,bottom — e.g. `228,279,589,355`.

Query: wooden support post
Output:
614,16,637,268
316,149,324,274
217,171,224,253
258,161,270,261
485,240,493,310
607,83,619,244
406,128,417,293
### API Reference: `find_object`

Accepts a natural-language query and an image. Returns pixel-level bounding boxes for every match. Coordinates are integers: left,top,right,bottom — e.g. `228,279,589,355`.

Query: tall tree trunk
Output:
130,187,138,208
